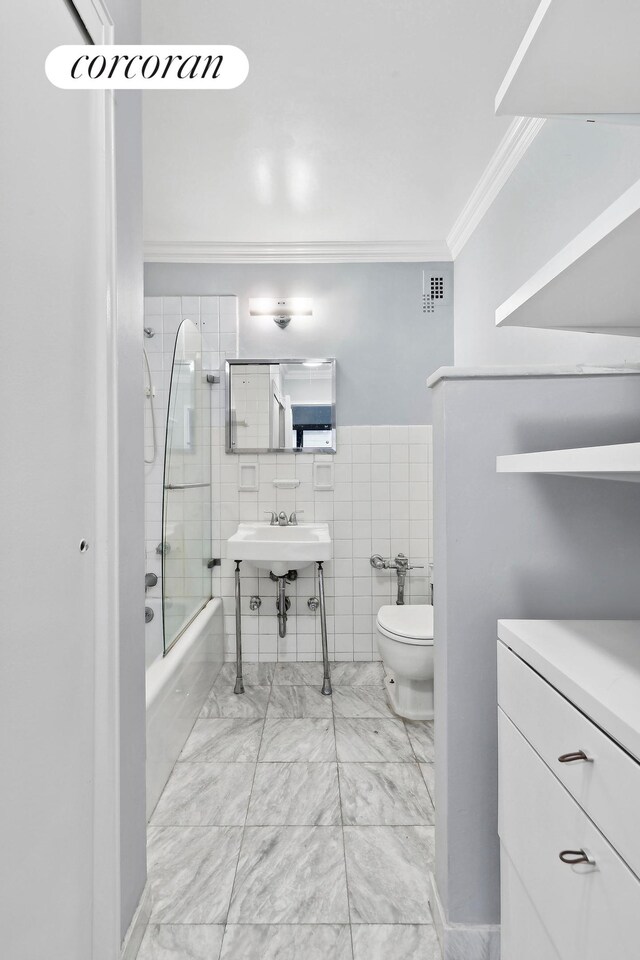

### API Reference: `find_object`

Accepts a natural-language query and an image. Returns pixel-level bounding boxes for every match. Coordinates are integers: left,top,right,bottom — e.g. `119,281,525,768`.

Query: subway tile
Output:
390,444,409,462
370,444,390,464
351,445,371,464
370,426,390,444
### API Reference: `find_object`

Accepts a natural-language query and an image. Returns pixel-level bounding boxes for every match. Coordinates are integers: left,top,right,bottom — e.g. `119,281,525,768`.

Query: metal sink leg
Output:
317,561,332,696
234,560,244,694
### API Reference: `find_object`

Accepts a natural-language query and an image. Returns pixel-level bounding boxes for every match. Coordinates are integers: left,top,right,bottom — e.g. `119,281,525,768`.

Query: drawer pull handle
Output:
558,750,590,763
559,849,595,865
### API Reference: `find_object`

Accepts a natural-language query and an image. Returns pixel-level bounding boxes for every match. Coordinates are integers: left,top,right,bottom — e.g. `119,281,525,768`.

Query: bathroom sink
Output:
226,521,332,576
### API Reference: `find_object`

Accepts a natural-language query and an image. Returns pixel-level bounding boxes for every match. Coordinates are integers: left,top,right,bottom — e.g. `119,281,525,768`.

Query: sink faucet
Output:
265,510,304,526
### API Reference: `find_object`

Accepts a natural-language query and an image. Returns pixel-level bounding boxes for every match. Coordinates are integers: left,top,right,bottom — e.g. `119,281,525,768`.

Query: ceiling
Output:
142,0,540,252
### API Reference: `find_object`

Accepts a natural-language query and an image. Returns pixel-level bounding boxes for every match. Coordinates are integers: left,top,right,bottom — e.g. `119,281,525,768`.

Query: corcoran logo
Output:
45,45,249,89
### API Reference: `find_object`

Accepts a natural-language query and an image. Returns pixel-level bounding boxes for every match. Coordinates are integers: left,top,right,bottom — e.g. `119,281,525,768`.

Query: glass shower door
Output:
162,318,212,653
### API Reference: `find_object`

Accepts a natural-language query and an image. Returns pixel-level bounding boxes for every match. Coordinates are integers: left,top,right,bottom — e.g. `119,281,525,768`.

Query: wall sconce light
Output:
249,297,313,329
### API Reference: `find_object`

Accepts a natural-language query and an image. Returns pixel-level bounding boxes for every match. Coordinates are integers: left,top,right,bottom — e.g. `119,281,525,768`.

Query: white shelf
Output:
496,0,640,119
496,178,640,336
497,442,640,482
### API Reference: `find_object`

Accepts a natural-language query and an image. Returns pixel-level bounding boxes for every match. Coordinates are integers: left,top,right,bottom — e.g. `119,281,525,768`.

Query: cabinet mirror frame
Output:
225,358,337,455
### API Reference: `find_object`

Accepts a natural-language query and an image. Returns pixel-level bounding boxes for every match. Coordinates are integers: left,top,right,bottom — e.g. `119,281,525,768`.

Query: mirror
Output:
225,359,336,454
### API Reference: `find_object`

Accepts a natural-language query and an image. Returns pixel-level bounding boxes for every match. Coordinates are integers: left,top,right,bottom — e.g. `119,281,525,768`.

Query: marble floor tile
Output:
217,662,275,685
179,719,264,763
137,924,225,960
344,826,435,923
335,719,414,762
200,683,270,719
273,662,325,685
351,924,440,960
267,684,333,718
330,662,385,685
259,719,336,762
228,826,349,923
405,720,435,762
147,826,242,923
247,762,341,825
220,924,353,960
339,762,434,825
420,762,435,805
150,762,255,826
333,686,395,719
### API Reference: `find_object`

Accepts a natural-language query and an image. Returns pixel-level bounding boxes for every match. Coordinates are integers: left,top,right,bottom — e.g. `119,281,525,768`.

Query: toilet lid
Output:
376,604,434,645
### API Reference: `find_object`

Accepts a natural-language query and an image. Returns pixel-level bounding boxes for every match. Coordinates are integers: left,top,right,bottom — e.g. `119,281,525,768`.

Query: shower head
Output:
144,327,155,338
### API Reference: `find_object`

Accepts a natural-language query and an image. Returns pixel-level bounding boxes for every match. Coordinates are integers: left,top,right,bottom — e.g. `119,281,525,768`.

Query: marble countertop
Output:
498,619,640,762
427,363,640,388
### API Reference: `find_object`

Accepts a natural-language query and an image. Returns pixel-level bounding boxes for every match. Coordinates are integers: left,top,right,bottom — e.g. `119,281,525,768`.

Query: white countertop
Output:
498,619,640,762
427,363,640,389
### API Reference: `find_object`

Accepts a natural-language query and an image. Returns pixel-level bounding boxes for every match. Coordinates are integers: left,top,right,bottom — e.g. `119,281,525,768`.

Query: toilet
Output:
376,604,434,721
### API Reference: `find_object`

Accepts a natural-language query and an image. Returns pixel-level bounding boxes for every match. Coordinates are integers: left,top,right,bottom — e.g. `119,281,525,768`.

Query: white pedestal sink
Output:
226,520,333,697
226,521,332,577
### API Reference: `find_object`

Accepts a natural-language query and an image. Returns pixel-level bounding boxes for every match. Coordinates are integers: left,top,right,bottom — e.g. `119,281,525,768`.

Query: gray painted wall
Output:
455,119,640,366
144,262,454,424
111,0,147,941
432,372,640,930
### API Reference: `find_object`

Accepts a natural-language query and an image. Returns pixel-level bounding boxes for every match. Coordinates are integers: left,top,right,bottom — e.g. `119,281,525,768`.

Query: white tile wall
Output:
214,425,433,663
144,295,433,666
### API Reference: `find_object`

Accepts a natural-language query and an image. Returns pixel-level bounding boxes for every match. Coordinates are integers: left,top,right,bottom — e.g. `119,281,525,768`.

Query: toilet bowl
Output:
376,604,434,721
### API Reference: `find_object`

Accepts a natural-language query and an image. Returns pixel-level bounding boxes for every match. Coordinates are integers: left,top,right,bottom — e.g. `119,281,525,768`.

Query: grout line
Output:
220,677,270,952
333,682,356,958
418,760,436,807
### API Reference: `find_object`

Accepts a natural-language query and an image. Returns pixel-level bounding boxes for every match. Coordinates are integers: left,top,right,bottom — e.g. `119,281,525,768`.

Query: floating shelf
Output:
497,442,640,482
496,178,640,335
496,0,640,119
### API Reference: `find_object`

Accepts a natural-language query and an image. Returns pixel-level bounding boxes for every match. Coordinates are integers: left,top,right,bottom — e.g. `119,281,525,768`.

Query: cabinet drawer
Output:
501,849,562,960
499,710,640,960
498,640,640,878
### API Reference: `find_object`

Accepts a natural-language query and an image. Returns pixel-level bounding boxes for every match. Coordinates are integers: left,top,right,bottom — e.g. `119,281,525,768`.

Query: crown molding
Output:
144,239,452,264
447,116,546,260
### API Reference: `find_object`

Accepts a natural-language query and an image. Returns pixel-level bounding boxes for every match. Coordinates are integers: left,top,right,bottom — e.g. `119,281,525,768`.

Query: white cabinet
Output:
498,622,640,960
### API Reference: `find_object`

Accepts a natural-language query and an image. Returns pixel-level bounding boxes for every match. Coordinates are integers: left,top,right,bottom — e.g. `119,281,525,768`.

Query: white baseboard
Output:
120,882,151,960
429,872,501,960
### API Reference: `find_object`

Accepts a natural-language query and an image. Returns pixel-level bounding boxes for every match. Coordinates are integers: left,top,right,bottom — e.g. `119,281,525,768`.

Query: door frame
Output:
66,1,123,956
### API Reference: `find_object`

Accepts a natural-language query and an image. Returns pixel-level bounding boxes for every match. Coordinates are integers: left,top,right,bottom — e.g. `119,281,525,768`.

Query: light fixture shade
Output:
249,297,313,318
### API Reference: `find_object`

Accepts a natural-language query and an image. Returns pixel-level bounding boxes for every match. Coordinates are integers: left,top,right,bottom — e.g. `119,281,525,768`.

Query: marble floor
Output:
137,661,439,960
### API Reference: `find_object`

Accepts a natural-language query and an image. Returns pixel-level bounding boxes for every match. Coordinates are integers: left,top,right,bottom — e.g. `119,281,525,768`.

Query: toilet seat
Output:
376,604,434,646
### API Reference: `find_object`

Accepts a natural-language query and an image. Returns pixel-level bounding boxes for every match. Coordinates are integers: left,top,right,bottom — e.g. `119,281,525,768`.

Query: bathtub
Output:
146,598,224,818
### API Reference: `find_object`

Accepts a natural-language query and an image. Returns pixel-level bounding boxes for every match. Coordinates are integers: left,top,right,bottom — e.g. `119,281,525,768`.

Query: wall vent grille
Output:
423,273,445,313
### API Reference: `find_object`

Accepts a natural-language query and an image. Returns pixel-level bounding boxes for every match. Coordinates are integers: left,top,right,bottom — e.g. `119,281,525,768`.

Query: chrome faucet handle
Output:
264,511,278,525
289,511,304,525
